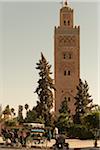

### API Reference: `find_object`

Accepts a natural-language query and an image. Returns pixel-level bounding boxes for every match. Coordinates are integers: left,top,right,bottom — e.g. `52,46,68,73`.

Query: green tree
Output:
81,110,100,143
4,118,17,127
25,104,29,111
59,98,70,114
35,52,55,126
56,99,72,134
25,109,37,123
24,104,29,117
17,105,24,124
92,104,100,111
11,108,16,117
3,105,11,117
82,111,100,130
74,79,93,124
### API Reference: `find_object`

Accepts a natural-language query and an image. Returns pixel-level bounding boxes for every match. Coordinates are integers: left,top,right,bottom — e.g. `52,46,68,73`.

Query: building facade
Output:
54,1,80,115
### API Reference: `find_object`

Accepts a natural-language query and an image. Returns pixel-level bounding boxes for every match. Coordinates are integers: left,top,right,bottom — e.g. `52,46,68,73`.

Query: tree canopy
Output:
56,99,72,134
74,79,93,124
35,52,55,126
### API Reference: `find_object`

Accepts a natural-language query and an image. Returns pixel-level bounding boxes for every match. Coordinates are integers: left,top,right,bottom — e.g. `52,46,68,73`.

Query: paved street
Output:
30,139,100,149
0,147,51,150
0,148,40,150
0,139,100,150
65,139,100,148
0,147,100,150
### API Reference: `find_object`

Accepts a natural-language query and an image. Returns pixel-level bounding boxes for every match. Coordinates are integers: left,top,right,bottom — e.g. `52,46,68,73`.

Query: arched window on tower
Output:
69,53,71,59
64,97,67,100
68,97,70,101
68,20,70,26
64,53,66,59
68,70,70,75
64,70,67,76
64,70,71,76
64,20,66,25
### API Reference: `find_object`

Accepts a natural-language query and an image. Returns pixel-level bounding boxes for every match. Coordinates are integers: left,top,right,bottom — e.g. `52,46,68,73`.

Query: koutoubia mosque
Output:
54,0,80,115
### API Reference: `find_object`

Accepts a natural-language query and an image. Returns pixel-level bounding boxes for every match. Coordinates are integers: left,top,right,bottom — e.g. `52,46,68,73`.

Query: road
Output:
0,148,100,150
0,147,47,150
0,139,100,150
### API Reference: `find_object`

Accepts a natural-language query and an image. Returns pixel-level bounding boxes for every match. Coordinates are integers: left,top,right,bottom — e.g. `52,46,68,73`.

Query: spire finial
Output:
64,0,67,6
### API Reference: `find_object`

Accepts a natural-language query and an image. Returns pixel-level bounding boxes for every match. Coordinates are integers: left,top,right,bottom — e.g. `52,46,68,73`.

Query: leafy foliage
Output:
82,111,100,129
59,98,70,114
4,119,17,127
17,105,24,124
3,105,11,116
81,111,100,139
24,104,29,111
35,52,55,126
24,109,37,123
24,103,29,118
56,99,72,134
67,124,94,139
11,108,16,116
74,79,93,124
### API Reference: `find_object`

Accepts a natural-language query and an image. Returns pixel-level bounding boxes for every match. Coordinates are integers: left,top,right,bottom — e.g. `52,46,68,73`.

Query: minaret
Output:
54,0,80,115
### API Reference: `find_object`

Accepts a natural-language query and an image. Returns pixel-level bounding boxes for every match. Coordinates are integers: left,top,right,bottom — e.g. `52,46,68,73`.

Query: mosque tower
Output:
54,0,80,115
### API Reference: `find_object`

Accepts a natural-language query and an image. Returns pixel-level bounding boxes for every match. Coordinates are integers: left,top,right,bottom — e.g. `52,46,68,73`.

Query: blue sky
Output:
0,0,99,112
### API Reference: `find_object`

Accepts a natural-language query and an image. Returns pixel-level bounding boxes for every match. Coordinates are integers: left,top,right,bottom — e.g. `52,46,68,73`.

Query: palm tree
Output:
17,105,23,124
24,104,29,117
11,108,16,117
25,104,29,111
3,105,11,119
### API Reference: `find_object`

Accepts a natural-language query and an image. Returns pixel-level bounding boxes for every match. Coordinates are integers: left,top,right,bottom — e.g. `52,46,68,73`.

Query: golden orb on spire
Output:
65,0,67,5
63,0,68,6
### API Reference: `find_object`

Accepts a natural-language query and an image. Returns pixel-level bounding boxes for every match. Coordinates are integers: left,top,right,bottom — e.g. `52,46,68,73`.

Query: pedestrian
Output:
94,139,98,147
47,130,52,141
54,127,58,139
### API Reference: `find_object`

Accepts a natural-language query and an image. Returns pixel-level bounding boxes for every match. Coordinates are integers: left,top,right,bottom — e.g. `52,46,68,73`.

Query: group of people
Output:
0,127,57,148
1,127,32,147
0,126,61,148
